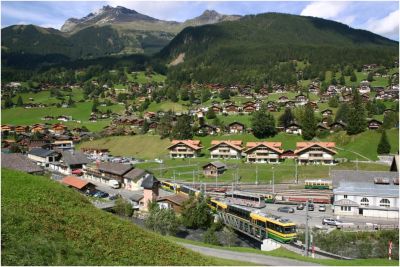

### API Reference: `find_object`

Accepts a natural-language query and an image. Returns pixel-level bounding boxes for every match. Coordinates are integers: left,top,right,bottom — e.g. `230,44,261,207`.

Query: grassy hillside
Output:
1,168,250,265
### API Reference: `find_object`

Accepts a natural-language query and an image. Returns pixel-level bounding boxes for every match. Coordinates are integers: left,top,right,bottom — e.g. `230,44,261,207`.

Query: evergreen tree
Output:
367,72,374,82
171,114,193,139
167,87,178,102
189,91,196,103
4,96,14,108
220,88,230,100
278,108,295,128
181,196,213,229
91,98,99,112
251,105,276,138
339,74,346,85
206,108,216,119
377,131,391,154
350,71,357,82
301,103,316,140
201,89,212,103
141,120,150,134
328,95,339,108
16,96,23,107
335,103,350,123
347,89,367,135
180,88,189,101
157,111,173,139
382,111,399,129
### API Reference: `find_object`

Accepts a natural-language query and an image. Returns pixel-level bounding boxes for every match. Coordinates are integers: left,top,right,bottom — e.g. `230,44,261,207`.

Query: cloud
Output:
365,9,399,37
300,1,348,19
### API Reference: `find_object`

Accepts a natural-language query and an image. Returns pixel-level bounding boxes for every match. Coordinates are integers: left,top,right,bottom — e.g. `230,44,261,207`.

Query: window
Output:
341,206,351,211
380,199,390,207
344,195,348,199
360,198,369,206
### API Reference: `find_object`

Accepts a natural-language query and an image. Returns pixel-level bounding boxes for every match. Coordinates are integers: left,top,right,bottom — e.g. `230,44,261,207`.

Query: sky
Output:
1,1,399,40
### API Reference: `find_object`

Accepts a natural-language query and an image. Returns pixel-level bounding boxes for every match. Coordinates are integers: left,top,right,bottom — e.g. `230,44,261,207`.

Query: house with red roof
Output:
208,140,243,159
295,142,337,165
244,142,284,163
167,140,203,158
62,175,95,192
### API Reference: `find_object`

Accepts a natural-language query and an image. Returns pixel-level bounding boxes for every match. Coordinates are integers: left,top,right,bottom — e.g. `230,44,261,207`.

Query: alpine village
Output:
1,2,399,266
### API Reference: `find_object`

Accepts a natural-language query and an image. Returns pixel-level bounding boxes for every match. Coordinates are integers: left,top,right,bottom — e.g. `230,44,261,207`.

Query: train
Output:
209,199,297,243
160,181,201,197
304,179,333,190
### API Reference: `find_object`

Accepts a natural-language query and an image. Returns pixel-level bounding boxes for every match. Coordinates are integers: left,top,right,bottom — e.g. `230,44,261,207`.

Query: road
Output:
178,242,320,266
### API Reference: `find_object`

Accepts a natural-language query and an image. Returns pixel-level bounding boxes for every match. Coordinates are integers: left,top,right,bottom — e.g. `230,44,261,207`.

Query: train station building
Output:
331,170,399,219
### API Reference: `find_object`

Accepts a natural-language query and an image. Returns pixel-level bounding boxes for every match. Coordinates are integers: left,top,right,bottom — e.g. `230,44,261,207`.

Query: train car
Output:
208,198,228,211
226,190,266,208
263,193,276,203
160,181,180,192
250,210,297,243
179,184,201,197
218,203,297,243
304,179,332,190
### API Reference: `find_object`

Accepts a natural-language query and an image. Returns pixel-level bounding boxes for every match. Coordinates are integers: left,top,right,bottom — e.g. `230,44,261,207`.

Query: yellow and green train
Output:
208,199,297,243
304,179,332,190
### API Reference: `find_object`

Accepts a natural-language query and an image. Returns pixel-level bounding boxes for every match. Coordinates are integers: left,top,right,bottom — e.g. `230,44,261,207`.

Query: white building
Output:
332,170,399,219
295,142,336,165
208,140,243,159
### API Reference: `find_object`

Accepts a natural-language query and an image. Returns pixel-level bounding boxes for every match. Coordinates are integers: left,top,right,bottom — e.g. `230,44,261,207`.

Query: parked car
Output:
86,190,99,196
296,203,305,210
109,194,120,200
277,206,295,213
94,191,109,198
319,205,326,212
307,203,315,211
322,218,343,226
109,179,120,189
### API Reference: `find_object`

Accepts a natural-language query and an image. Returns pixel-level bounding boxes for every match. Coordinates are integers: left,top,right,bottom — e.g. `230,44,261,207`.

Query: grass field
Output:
146,101,189,112
127,71,166,84
1,168,252,266
11,88,84,105
167,236,399,266
1,101,124,132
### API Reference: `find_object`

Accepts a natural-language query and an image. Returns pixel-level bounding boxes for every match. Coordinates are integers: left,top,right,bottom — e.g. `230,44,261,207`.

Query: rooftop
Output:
1,153,43,173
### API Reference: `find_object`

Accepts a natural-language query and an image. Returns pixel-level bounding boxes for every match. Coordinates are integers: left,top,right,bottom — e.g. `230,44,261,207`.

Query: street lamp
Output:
272,167,275,194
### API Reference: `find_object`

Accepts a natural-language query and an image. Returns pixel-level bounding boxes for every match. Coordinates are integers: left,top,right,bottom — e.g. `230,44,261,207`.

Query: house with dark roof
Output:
157,194,189,213
228,122,245,134
85,162,134,185
332,170,399,218
202,161,227,177
329,121,347,132
2,153,44,174
123,168,148,191
27,148,60,167
285,122,302,135
49,151,90,175
368,119,382,130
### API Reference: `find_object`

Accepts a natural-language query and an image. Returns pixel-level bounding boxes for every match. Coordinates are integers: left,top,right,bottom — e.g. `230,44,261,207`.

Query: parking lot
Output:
259,203,399,228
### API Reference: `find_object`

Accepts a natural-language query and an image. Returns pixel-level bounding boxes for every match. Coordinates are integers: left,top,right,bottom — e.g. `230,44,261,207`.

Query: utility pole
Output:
256,165,259,185
272,167,275,194
295,160,299,184
305,199,310,257
356,158,359,171
192,170,195,186
173,170,176,192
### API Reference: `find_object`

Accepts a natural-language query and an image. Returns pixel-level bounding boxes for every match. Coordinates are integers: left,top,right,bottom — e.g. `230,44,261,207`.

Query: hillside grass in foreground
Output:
1,168,251,266
167,236,399,266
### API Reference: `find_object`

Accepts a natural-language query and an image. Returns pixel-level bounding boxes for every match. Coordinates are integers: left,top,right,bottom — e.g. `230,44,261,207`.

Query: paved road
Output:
178,242,320,266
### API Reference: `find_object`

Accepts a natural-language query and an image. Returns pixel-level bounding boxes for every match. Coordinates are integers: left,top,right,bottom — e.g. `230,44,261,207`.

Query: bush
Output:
204,227,220,246
113,197,133,217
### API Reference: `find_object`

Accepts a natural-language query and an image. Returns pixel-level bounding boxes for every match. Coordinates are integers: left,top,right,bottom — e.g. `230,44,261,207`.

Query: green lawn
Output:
146,101,188,112
1,101,124,132
127,71,166,84
11,88,84,106
167,236,398,266
2,168,236,266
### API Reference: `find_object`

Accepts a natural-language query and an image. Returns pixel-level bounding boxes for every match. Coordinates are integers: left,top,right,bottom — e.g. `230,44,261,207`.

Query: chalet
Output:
62,176,95,192
284,101,296,108
341,93,352,102
326,86,338,95
259,88,269,96
52,140,74,151
329,121,347,132
85,162,133,185
15,126,28,134
368,119,382,130
295,142,336,165
316,123,330,132
224,104,239,114
242,104,257,113
266,101,278,112
319,93,332,103
27,148,60,167
244,142,284,163
1,153,44,174
143,112,156,120
285,122,302,135
21,139,50,150
281,150,296,159
167,140,202,158
157,194,189,213
321,109,333,117
1,125,13,133
228,122,245,134
309,101,319,110
202,161,227,177
295,94,308,105
57,115,71,122
198,124,218,136
361,94,370,102
42,115,54,121
278,96,289,103
210,105,223,113
123,168,149,191
51,124,67,135
31,124,46,134
209,140,243,159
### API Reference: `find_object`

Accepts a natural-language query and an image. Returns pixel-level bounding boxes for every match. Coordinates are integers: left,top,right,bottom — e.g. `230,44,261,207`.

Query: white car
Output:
109,180,120,189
